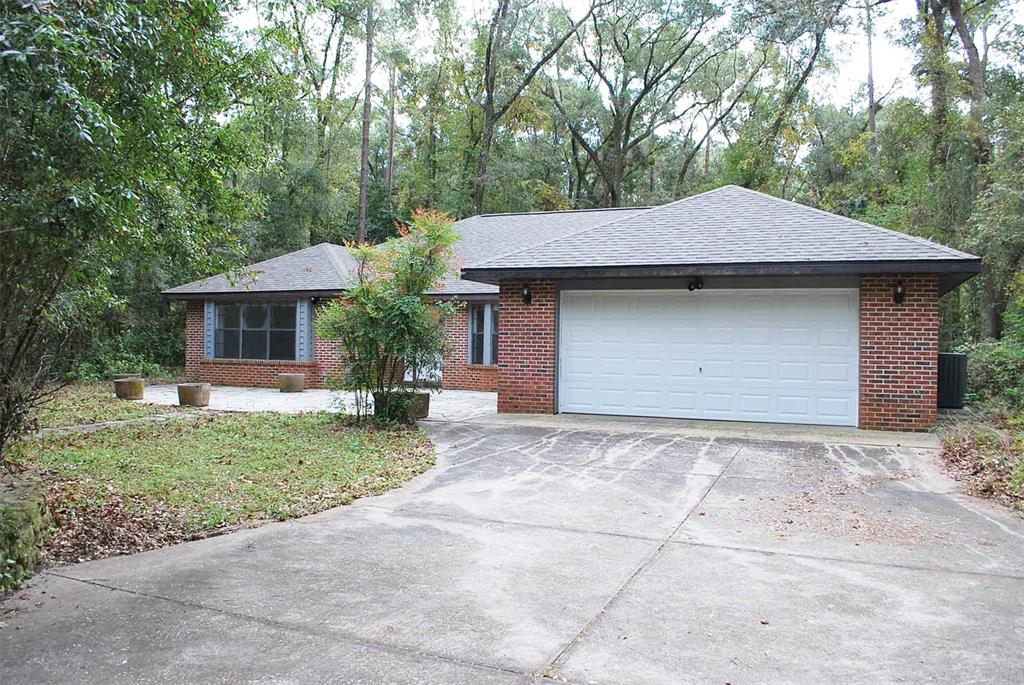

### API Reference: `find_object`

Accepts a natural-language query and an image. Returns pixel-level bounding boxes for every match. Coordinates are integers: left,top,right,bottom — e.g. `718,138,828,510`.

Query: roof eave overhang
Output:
160,289,348,301
426,292,499,302
461,259,983,294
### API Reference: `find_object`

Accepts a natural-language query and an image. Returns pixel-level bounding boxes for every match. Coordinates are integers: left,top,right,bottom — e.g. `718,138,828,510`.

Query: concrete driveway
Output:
3,417,1023,684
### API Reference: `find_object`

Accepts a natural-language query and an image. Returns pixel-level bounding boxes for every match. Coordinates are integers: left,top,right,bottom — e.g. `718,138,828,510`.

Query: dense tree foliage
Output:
0,0,268,460
1,0,1023,458
236,0,1021,345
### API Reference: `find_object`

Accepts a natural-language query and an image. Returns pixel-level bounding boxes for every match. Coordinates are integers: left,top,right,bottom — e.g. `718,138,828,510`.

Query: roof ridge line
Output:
319,242,354,281
737,186,974,260
469,187,730,269
477,205,653,218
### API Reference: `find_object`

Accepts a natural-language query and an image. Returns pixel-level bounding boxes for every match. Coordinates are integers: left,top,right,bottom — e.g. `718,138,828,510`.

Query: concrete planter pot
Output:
278,373,305,393
177,383,210,407
113,377,144,400
408,392,430,419
372,391,429,424
111,373,142,381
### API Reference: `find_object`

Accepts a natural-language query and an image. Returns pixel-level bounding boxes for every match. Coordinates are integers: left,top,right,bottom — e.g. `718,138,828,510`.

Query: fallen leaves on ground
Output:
942,414,1024,513
20,412,435,564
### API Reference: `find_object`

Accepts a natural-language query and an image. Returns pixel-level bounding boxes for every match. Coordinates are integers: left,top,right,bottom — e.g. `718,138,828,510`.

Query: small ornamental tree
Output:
315,209,459,422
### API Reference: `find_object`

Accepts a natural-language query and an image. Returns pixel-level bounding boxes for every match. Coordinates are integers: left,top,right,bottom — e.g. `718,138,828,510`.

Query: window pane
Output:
269,330,296,360
471,332,484,365
215,329,240,359
216,303,240,329
271,303,296,329
241,330,267,359
488,307,499,365
471,305,484,334
469,305,485,364
243,303,267,329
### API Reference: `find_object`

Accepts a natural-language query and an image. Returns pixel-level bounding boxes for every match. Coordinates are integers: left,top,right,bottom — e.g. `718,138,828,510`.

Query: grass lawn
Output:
942,411,1024,514
29,382,181,430
16,411,434,564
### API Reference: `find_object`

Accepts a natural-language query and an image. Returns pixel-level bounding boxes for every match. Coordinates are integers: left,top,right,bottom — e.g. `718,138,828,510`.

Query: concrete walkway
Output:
2,415,1022,684
140,383,497,422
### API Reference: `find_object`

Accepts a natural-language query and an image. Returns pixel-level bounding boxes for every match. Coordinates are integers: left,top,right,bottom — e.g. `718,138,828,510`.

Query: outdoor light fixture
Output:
521,283,532,304
893,280,906,304
687,277,704,292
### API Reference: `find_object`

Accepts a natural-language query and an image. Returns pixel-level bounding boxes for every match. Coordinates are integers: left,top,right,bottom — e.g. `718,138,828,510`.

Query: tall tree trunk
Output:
357,0,374,244
946,0,991,171
472,122,496,213
385,63,396,208
865,0,877,156
944,0,998,337
922,0,950,174
470,0,598,214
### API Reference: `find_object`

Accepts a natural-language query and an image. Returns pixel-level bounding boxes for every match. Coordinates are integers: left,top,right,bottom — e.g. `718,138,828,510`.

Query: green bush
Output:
72,340,164,381
962,340,1024,409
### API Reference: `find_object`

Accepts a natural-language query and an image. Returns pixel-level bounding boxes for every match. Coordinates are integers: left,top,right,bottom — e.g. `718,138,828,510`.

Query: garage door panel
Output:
559,289,859,426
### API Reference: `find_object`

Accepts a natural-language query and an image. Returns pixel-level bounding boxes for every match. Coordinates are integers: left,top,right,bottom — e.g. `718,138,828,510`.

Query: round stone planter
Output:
177,383,210,407
113,377,144,400
111,373,142,381
278,373,305,393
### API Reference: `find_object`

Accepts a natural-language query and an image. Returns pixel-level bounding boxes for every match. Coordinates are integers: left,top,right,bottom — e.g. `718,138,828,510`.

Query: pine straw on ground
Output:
941,413,1024,514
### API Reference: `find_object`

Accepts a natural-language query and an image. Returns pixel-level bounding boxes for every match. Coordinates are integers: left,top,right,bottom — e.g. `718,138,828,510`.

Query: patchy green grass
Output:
17,413,434,563
942,412,1024,514
30,383,178,430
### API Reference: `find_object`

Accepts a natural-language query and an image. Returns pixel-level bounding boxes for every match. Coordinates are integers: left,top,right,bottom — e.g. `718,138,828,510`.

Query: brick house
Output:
164,185,981,431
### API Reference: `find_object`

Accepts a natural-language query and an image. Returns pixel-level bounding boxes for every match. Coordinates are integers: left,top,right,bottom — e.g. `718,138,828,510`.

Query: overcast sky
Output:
811,1,919,108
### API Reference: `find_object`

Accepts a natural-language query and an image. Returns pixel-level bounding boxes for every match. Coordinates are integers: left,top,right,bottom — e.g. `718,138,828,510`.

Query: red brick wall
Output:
859,274,940,431
497,280,557,414
441,304,501,392
313,333,346,386
184,301,204,381
193,358,319,388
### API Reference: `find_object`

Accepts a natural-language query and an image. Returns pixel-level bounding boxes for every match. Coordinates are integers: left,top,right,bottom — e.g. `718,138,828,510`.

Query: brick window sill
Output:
202,358,316,367
467,363,499,369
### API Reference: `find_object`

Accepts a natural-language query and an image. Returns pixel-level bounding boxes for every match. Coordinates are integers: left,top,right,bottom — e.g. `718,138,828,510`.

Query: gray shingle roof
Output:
430,206,650,296
165,186,980,300
466,185,979,272
162,243,358,297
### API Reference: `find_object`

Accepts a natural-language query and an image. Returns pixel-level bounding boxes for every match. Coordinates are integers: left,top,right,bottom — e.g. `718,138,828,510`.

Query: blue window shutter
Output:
203,301,215,359
296,299,313,361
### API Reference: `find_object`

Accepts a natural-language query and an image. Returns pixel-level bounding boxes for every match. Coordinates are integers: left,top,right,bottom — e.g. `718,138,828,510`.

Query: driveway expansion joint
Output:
43,572,541,681
540,443,745,675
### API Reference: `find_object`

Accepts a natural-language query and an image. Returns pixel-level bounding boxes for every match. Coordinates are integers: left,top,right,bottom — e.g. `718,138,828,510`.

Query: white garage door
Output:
558,289,859,426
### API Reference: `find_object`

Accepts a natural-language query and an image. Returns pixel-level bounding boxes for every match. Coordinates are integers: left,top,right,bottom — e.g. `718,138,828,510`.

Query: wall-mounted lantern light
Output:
893,280,906,305
521,283,532,304
687,277,704,292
